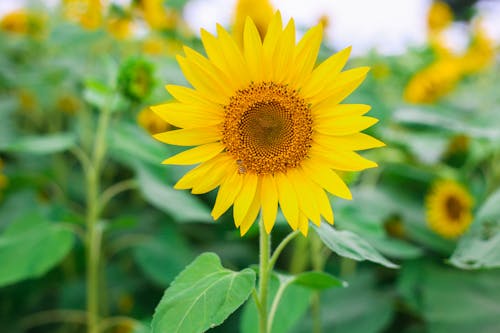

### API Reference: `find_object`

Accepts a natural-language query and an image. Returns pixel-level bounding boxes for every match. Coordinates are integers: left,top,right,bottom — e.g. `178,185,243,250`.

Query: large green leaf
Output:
449,189,500,269
0,212,74,287
0,133,76,154
133,225,195,286
313,223,398,268
151,252,255,333
135,163,212,223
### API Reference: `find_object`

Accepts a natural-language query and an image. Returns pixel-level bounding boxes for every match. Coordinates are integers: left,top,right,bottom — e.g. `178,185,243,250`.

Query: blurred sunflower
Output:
459,23,495,74
427,1,453,32
0,10,45,36
152,13,384,236
137,107,170,134
426,180,473,238
404,59,462,104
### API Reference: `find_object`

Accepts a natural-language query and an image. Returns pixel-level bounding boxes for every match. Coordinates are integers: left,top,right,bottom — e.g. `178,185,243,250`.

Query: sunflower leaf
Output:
0,133,76,154
151,252,255,333
313,223,398,268
0,212,74,287
449,189,500,269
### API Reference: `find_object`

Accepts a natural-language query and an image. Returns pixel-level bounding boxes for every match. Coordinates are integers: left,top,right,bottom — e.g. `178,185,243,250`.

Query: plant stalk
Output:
258,217,271,333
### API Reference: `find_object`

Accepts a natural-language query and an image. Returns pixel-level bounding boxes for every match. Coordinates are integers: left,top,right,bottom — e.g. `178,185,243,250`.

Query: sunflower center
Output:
445,196,462,220
222,82,312,175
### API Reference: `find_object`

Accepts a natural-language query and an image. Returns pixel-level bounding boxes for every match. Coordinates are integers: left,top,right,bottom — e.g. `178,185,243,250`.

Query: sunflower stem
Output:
85,106,111,333
310,233,325,333
258,217,271,333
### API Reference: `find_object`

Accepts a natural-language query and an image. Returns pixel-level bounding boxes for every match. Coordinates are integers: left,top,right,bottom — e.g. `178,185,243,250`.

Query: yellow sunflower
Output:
152,13,384,236
427,1,453,32
426,180,473,238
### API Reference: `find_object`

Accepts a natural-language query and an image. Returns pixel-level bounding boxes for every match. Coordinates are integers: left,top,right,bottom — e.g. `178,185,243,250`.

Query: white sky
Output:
2,0,500,56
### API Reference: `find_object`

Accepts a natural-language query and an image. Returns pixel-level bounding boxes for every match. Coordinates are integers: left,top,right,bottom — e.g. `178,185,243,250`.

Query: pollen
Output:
222,82,313,175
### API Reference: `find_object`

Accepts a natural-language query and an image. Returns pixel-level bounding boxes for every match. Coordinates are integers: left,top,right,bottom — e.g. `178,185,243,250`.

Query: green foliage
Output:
0,212,74,287
151,252,256,333
450,189,500,269
0,133,76,154
313,223,398,268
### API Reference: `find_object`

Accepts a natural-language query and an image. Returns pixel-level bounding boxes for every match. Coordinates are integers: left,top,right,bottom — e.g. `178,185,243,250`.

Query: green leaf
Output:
241,275,313,333
449,189,500,269
293,271,346,290
151,252,255,333
0,213,74,287
0,133,76,154
133,225,195,286
107,120,168,166
135,163,212,223
313,223,398,268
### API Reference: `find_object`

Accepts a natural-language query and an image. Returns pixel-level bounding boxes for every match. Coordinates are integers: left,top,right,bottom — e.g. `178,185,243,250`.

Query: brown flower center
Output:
222,82,313,175
445,196,462,221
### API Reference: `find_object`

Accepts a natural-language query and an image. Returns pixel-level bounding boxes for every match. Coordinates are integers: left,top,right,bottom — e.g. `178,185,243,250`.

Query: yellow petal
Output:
215,24,250,87
212,169,244,220
153,126,221,146
243,17,264,82
276,173,299,230
191,157,232,194
314,116,379,136
176,55,230,105
313,67,370,106
151,103,222,129
302,160,352,200
240,185,262,236
162,142,225,165
183,46,236,94
289,169,321,225
233,173,259,227
309,146,378,171
272,19,296,83
261,174,278,233
302,46,352,98
262,11,283,81
166,85,217,109
313,133,385,151
313,104,371,119
309,180,334,224
174,154,229,190
298,213,309,236
289,24,323,88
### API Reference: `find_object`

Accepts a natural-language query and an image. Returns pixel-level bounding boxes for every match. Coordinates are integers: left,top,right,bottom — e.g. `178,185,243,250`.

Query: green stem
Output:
268,230,300,272
310,233,324,333
258,217,271,333
85,107,111,333
267,281,288,332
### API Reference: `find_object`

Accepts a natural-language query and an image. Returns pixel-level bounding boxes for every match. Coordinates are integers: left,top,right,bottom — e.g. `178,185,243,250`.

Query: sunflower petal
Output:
302,160,352,200
151,103,222,129
261,174,278,233
313,104,371,119
313,133,385,151
166,85,217,109
289,169,321,225
233,174,259,227
302,46,352,98
173,154,229,190
162,142,225,165
276,173,299,230
243,17,264,81
314,116,379,136
212,169,244,220
240,184,262,236
310,146,378,171
290,24,323,88
298,213,309,236
313,67,370,106
153,127,221,146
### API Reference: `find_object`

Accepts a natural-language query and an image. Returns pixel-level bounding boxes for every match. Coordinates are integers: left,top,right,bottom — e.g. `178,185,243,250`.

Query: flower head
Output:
426,180,473,238
118,57,155,102
152,13,384,235
427,1,453,32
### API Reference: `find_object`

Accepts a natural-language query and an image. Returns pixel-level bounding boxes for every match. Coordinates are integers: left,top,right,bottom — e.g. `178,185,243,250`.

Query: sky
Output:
1,0,500,56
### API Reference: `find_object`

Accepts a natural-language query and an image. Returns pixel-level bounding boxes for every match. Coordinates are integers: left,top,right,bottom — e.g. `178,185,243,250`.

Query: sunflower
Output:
427,1,453,33
152,13,384,236
426,180,473,238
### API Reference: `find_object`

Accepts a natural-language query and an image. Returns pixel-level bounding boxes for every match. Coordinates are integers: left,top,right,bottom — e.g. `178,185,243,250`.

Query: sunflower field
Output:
1,0,500,332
